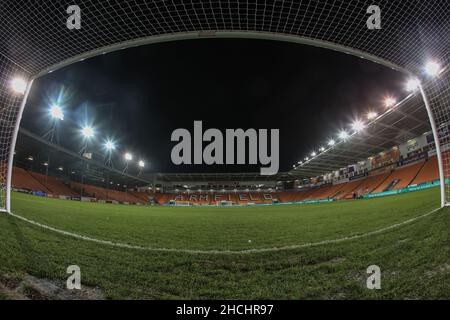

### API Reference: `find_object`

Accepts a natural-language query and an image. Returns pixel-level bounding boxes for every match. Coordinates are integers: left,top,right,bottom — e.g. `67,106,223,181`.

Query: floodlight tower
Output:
43,104,64,143
138,160,145,176
104,139,116,167
123,152,132,174
79,125,95,155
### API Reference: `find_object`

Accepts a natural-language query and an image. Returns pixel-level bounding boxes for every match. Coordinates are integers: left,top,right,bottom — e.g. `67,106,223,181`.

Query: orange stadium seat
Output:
372,161,425,193
12,167,51,193
411,156,439,185
334,179,365,199
353,172,390,196
28,171,78,196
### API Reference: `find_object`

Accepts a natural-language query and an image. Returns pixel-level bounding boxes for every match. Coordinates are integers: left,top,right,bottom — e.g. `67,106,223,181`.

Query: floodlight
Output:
124,153,133,161
305,157,309,161
311,151,316,157
351,120,365,132
405,78,420,92
384,97,396,108
138,160,145,168
338,130,349,140
104,140,116,151
424,60,441,77
50,104,64,120
81,126,94,138
367,111,378,120
11,77,27,94
328,139,335,146
319,147,325,152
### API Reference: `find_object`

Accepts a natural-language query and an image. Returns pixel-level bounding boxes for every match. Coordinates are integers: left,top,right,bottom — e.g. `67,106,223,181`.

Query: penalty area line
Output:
9,207,441,255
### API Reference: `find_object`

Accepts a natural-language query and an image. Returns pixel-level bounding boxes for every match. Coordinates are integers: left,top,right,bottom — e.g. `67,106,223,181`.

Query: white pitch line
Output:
9,207,441,255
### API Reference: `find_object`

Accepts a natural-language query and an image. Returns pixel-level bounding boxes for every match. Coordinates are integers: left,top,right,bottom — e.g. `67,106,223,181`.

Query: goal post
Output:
418,82,446,208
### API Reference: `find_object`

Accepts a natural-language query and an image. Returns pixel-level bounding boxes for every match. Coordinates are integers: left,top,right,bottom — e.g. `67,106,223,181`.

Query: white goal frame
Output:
1,1,449,211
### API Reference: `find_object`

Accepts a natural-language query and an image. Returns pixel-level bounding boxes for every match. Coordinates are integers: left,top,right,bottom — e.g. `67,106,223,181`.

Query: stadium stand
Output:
28,171,78,196
372,161,425,193
11,153,441,205
353,172,391,196
334,179,366,200
411,156,439,185
12,167,51,193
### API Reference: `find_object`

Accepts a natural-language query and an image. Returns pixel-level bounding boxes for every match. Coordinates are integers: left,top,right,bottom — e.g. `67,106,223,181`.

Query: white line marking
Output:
9,207,441,255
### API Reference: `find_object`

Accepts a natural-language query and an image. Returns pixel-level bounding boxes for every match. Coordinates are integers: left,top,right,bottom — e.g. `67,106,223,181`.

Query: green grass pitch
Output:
1,187,450,299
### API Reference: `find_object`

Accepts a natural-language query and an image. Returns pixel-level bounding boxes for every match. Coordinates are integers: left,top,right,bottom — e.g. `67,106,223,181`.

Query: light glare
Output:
11,77,27,94
424,60,441,76
338,130,349,140
351,120,365,132
384,97,396,108
50,105,64,120
405,78,420,92
367,111,378,120
124,153,133,161
138,160,145,168
81,126,94,138
105,140,116,151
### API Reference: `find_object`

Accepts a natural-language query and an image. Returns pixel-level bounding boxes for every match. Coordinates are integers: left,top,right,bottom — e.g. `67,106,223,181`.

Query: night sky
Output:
21,38,405,174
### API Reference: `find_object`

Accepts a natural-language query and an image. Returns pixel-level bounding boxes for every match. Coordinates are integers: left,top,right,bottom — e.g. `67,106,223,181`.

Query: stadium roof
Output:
15,128,152,187
152,171,299,183
291,91,432,177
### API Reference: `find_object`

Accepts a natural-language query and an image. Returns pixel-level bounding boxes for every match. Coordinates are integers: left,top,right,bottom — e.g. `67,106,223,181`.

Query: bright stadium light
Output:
384,96,397,108
351,120,365,132
338,130,349,140
311,151,316,157
104,140,116,151
367,111,378,120
424,60,441,77
405,78,420,92
319,147,325,152
81,126,94,138
124,152,133,161
50,104,64,120
138,160,145,168
328,139,335,146
305,157,309,161
11,77,27,94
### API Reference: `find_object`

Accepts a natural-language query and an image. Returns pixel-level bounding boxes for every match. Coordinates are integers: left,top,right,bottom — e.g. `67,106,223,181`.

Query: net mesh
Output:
0,0,449,209
0,54,30,210
423,67,450,203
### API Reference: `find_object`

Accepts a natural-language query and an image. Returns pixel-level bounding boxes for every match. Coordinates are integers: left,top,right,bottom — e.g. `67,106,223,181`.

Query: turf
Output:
1,187,450,299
